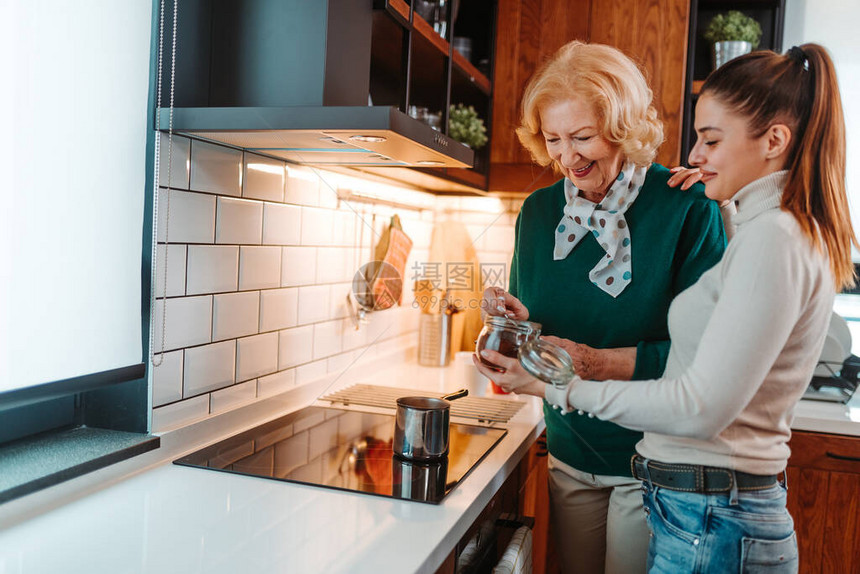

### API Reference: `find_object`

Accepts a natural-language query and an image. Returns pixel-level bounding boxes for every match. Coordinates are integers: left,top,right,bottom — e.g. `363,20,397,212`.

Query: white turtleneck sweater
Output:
557,171,835,475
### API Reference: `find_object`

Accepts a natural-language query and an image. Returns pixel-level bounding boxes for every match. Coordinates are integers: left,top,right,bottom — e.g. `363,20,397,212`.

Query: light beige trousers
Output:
547,455,649,574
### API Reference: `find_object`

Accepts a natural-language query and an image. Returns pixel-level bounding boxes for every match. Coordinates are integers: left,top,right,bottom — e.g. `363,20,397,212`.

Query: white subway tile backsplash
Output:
342,318,370,351
190,140,242,196
236,332,279,382
158,133,190,190
210,380,257,414
278,325,313,369
151,349,183,407
281,246,317,287
285,166,320,206
262,203,302,245
239,246,281,290
300,207,335,246
332,210,359,246
316,178,340,210
326,350,356,375
145,138,520,433
329,284,351,320
152,395,209,433
257,369,296,399
315,247,351,284
153,295,212,351
312,320,343,360
297,285,330,325
213,291,260,341
260,288,298,332
295,360,329,387
186,245,239,295
155,244,187,298
183,340,236,396
243,153,285,202
216,197,263,245
156,189,216,243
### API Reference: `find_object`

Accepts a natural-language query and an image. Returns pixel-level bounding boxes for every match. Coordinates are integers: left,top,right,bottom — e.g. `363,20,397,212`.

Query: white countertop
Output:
0,349,857,574
0,354,545,574
792,392,860,436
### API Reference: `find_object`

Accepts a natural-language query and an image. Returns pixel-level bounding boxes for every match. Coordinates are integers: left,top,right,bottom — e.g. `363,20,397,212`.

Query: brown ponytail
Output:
701,43,857,290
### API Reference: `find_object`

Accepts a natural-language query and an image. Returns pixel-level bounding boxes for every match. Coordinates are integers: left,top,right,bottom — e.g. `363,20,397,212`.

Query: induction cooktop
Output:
174,406,507,504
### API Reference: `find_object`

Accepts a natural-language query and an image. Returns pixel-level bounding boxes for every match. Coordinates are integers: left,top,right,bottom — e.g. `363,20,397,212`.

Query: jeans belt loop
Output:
728,469,739,506
641,457,653,486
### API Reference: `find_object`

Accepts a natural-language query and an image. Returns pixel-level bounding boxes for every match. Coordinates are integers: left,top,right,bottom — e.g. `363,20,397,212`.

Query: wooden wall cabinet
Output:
786,430,860,573
489,0,692,194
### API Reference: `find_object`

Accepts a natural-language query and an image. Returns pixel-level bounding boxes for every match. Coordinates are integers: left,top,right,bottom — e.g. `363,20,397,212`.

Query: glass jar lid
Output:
518,338,576,386
484,315,541,334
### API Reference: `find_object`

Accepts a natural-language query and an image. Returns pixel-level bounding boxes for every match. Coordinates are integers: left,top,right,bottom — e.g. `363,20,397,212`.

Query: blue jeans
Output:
641,481,798,573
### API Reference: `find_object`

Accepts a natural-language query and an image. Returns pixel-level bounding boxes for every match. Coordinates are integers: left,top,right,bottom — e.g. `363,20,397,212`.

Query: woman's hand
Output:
541,336,637,381
667,166,704,190
481,287,529,320
669,166,733,209
472,350,545,398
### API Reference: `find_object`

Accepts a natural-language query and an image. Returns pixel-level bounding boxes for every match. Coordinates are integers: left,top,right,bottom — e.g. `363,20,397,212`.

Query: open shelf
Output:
369,0,496,191
681,0,786,162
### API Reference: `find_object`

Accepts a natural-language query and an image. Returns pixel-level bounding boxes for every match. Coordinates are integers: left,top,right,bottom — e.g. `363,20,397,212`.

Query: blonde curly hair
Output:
516,41,663,170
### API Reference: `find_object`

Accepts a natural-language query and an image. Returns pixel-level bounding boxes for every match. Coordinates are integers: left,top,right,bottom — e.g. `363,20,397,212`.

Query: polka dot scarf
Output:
553,161,647,298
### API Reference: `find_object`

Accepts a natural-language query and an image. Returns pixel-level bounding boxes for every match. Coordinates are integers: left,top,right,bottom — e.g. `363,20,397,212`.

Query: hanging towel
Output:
493,525,533,574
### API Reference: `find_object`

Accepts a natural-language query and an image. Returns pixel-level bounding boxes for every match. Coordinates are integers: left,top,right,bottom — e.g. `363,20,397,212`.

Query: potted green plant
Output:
703,10,762,69
448,104,488,150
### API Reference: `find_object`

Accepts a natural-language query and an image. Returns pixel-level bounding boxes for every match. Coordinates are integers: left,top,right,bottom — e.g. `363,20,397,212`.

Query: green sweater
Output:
510,164,726,477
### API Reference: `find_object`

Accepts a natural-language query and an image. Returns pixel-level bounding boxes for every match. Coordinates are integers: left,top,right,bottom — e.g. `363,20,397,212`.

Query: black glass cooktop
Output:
174,406,507,504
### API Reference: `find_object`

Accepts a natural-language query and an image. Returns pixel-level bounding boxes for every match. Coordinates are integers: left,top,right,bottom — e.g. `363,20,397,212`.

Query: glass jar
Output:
518,337,576,389
475,316,541,372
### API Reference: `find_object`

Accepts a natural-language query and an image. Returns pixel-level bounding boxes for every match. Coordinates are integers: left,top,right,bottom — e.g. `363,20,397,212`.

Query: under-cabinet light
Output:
349,135,387,143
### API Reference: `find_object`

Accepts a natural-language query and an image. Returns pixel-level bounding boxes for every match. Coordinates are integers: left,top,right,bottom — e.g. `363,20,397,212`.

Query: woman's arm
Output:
562,223,820,439
541,336,636,380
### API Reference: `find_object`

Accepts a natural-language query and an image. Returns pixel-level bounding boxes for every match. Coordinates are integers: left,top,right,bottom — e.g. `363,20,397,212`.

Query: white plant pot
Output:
713,40,753,69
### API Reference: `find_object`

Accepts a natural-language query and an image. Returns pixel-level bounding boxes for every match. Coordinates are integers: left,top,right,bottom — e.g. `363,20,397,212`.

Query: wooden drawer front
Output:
788,431,860,473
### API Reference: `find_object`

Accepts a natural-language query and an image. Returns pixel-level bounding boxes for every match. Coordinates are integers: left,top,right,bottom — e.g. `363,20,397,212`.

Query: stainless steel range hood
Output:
157,106,473,168
156,0,474,169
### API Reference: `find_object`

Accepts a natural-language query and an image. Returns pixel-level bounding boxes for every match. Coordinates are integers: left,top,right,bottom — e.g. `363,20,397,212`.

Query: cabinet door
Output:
589,0,690,167
519,434,552,574
489,0,589,193
787,431,860,572
489,0,689,192
786,466,829,574
491,0,590,166
823,471,860,573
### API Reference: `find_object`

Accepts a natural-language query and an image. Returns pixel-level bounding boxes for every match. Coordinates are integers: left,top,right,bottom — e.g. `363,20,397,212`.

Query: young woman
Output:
485,43,857,572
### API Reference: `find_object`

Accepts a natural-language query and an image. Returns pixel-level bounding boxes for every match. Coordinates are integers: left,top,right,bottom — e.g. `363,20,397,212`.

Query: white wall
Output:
784,0,860,258
0,1,151,393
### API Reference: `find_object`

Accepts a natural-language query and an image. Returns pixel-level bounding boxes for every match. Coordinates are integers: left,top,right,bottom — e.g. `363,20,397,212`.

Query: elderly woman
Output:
474,42,727,573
